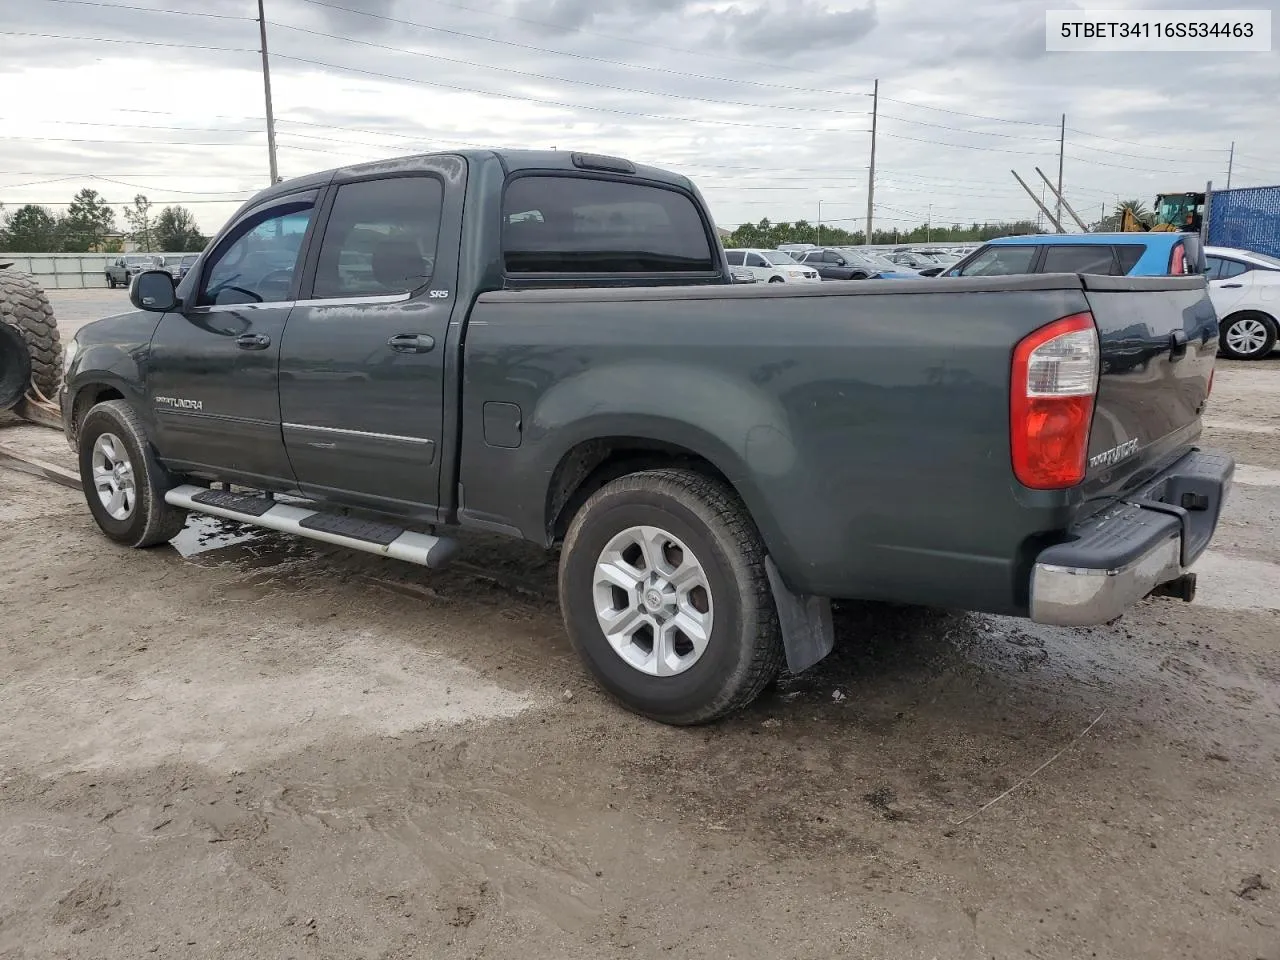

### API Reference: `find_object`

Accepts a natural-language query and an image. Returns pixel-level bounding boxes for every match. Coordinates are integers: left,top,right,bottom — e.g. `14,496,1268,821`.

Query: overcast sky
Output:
2,0,1277,236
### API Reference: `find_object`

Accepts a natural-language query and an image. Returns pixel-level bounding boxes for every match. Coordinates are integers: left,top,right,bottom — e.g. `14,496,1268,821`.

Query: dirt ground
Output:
1,292,1277,959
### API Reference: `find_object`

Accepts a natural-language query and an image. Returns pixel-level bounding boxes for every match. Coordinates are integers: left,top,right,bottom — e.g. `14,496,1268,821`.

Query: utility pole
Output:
1055,113,1065,227
1100,201,1106,231
1035,166,1090,232
1012,170,1065,233
1226,141,1234,188
926,203,931,243
865,78,878,247
817,199,822,247
258,0,279,185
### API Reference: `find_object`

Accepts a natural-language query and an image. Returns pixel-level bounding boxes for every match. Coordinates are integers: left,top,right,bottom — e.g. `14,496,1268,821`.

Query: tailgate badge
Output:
1089,438,1138,469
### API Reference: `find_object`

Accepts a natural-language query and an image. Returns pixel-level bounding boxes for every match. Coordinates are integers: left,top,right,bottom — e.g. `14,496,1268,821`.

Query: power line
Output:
270,52,865,134
879,97,1232,157
0,116,263,136
0,135,262,147
879,114,1057,143
270,20,869,119
35,0,255,19
0,30,255,53
1064,125,1230,154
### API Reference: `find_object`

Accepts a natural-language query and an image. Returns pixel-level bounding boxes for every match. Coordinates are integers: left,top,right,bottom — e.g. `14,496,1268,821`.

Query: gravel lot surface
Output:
0,290,1276,959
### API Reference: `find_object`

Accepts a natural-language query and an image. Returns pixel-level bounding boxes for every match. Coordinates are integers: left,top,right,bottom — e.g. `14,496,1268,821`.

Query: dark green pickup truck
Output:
62,149,1233,724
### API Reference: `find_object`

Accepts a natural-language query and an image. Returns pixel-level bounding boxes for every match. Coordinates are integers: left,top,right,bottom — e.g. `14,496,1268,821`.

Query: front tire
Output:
768,275,784,283
1219,312,1277,361
78,400,187,548
559,469,783,725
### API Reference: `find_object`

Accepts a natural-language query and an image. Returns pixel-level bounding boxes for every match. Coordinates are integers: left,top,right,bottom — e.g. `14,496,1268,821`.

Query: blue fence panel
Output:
1207,185,1280,258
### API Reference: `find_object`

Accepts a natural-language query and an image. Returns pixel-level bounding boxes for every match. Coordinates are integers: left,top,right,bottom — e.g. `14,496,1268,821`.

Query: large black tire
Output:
558,469,784,725
77,400,188,548
0,268,62,400
1219,311,1277,361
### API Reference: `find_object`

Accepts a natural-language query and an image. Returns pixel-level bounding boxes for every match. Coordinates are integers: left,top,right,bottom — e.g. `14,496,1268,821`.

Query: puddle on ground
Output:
168,514,315,569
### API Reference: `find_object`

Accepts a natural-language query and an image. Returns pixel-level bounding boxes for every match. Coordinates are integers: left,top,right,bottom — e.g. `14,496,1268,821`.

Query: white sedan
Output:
724,248,822,283
1206,246,1280,360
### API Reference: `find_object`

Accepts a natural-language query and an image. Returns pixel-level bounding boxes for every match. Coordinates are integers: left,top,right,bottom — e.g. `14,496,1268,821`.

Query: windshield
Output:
763,251,799,266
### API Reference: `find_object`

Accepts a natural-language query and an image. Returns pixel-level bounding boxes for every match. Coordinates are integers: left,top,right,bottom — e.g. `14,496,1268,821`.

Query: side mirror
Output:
131,269,179,312
835,258,847,266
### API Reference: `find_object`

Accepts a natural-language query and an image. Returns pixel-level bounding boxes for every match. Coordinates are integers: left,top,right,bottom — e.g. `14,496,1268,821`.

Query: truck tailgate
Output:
1078,275,1217,500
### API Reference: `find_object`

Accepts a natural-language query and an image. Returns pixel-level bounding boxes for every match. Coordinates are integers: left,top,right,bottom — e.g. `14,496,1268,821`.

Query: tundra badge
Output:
154,396,203,412
1089,438,1138,469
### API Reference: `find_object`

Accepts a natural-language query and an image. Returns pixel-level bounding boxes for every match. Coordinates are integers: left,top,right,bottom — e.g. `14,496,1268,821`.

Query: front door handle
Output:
236,333,271,350
387,333,435,354
1220,283,1243,288
1169,329,1189,361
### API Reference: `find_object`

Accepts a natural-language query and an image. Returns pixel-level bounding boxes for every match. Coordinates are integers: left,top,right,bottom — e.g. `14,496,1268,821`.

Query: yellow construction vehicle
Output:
1121,192,1205,233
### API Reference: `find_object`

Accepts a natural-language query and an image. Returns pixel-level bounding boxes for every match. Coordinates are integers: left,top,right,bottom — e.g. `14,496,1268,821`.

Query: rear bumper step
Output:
164,484,457,569
1029,449,1233,626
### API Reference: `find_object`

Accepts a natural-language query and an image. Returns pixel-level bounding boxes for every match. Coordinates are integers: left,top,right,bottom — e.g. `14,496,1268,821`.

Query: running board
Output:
164,484,457,568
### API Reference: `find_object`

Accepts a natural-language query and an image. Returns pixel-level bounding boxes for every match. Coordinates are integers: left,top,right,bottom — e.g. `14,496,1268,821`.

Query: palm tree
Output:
1113,199,1154,229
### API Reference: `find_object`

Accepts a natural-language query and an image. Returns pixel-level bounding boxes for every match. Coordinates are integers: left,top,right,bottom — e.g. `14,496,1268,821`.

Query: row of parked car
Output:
730,233,1279,360
104,254,200,289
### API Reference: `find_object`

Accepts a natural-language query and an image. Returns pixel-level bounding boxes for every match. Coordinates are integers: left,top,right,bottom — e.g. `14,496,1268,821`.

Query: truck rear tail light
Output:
1011,312,1099,489
1169,241,1187,275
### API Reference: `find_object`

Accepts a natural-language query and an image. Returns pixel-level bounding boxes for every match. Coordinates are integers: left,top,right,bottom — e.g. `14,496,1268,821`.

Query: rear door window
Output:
1041,245,1119,275
1219,258,1249,278
502,175,714,274
1114,244,1146,274
311,176,443,299
958,245,1038,277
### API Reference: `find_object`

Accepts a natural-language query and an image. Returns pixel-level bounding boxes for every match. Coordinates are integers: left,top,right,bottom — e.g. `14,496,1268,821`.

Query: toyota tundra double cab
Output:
62,149,1232,725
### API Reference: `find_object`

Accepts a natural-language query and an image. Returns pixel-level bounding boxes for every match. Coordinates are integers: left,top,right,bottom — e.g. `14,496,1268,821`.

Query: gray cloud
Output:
716,0,878,57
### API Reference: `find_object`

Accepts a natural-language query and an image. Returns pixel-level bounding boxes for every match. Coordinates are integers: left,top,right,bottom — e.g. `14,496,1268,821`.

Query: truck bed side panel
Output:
459,279,1095,612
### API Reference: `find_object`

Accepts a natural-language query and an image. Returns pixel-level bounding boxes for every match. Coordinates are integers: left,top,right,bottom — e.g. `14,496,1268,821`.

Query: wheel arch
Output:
541,423,798,582
67,376,137,443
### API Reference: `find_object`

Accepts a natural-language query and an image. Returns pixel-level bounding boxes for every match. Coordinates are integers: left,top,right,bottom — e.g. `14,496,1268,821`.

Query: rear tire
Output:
1219,312,1277,361
558,469,783,725
768,276,784,283
78,399,188,548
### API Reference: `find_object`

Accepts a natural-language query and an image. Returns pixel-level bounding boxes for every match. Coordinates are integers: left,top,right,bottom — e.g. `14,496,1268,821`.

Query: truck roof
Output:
242,149,695,208
987,232,1186,248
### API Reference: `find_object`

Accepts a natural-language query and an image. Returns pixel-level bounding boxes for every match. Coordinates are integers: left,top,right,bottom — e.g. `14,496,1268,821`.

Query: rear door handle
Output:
387,333,435,354
1220,283,1243,288
236,333,271,350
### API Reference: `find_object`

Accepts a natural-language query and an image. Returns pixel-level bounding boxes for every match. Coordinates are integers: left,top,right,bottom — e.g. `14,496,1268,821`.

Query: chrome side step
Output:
164,484,457,569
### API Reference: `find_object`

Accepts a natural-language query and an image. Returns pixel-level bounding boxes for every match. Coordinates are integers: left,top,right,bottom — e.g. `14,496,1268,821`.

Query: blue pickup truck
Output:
944,232,1204,279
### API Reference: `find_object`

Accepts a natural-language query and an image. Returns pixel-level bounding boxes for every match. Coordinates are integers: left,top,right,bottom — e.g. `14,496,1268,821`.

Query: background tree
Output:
62,188,116,252
123,194,156,252
153,205,209,251
1,204,64,252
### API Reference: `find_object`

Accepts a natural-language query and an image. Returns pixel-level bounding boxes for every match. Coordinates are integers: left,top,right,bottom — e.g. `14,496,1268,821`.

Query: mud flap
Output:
765,556,835,674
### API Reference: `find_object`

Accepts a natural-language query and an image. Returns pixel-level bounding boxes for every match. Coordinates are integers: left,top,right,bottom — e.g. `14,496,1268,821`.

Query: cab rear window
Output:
502,175,714,274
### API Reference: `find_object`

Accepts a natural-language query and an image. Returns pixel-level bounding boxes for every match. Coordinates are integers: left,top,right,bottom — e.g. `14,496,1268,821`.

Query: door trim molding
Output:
283,422,435,445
